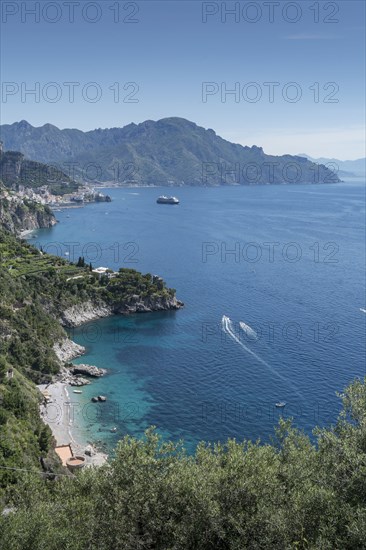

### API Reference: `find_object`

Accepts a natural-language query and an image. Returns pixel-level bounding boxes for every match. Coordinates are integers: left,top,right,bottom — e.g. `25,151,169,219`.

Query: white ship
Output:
156,195,179,204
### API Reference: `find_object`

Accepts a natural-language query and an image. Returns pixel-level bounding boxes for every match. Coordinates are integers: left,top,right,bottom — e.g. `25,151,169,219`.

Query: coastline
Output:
19,228,37,238
38,381,108,467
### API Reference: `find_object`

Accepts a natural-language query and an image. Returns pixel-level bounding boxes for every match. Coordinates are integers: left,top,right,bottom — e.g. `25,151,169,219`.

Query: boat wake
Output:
360,308,366,313
221,315,303,400
239,321,257,340
223,316,267,367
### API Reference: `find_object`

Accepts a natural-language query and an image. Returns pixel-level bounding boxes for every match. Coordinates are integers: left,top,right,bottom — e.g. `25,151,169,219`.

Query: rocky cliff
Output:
60,295,183,328
0,185,56,234
59,301,113,328
53,339,86,363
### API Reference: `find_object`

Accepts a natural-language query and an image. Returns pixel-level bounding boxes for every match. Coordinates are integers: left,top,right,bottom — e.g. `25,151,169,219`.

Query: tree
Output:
0,355,8,381
1,379,366,549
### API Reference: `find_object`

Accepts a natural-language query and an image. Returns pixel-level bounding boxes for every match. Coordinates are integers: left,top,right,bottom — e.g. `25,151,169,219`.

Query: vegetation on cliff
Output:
0,228,181,501
0,364,55,504
1,378,366,549
0,230,180,380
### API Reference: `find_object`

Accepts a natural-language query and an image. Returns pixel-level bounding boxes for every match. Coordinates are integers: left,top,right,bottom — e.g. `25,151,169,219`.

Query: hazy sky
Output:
1,0,365,159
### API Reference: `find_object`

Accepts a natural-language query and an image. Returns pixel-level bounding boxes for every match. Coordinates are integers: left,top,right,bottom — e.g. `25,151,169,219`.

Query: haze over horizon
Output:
1,1,365,160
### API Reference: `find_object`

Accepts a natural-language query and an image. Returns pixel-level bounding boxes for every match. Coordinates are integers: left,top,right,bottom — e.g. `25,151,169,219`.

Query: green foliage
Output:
0,370,53,500
0,227,179,506
1,379,366,549
0,356,9,382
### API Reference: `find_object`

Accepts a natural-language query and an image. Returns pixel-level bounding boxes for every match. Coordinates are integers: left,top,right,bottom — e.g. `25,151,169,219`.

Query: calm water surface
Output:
33,182,366,452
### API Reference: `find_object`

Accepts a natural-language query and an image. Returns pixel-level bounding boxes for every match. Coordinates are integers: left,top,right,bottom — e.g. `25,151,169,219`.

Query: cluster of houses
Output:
13,185,111,207
70,191,110,203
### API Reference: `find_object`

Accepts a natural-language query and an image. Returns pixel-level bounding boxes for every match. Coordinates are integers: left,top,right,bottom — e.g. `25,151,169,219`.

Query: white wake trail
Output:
221,315,303,400
223,316,269,368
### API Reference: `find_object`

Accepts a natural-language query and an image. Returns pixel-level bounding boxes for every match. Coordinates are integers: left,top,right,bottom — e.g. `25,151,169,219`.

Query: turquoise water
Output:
33,183,366,453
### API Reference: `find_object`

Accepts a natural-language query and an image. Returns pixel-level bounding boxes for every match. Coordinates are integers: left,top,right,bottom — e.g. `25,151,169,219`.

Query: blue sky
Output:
0,0,365,158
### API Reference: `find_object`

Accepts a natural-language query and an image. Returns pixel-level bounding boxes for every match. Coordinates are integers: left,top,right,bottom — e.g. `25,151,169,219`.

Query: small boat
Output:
73,390,82,394
275,402,286,408
110,427,117,433
156,195,179,205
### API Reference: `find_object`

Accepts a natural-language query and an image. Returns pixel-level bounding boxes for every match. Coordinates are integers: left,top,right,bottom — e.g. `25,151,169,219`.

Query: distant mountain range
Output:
0,118,340,186
298,154,365,178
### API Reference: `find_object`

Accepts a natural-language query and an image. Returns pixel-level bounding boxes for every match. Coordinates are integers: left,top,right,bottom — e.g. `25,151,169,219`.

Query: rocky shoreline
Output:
60,296,184,328
59,301,113,328
38,382,108,467
53,339,85,363
53,338,105,386
45,291,184,467
60,364,106,387
42,340,109,463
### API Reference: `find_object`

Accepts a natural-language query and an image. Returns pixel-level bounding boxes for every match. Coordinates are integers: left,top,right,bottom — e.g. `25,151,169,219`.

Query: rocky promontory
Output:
56,363,106,386
113,294,184,314
53,339,86,363
60,295,183,328
59,301,113,328
69,364,106,377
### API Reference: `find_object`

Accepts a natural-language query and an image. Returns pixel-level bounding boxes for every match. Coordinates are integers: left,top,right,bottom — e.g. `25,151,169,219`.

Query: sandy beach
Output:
38,381,108,468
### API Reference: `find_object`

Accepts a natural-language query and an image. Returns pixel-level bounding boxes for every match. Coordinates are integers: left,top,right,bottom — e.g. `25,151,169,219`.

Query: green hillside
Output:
0,119,340,185
0,229,181,503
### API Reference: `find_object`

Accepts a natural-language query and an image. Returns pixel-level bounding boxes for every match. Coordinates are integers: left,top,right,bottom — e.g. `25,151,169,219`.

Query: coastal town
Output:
0,141,112,208
12,183,112,209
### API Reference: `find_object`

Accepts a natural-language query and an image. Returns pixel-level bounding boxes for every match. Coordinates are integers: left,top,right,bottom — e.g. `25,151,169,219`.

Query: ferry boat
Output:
156,195,179,205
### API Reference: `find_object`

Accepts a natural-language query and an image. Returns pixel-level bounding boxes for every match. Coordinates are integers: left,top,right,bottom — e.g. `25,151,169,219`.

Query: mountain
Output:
0,147,79,196
0,118,340,185
298,154,366,178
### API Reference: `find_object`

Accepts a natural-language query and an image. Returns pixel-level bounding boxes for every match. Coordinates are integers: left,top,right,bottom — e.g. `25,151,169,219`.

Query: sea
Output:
30,181,366,454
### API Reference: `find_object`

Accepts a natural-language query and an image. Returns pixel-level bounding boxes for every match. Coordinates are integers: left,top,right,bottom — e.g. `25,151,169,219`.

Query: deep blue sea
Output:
32,182,366,453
